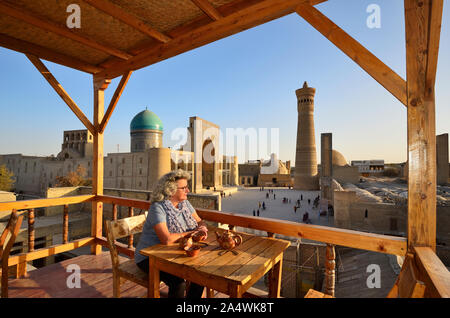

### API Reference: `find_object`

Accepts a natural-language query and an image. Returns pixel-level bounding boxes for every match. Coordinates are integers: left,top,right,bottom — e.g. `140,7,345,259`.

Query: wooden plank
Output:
0,195,95,212
91,77,110,255
425,0,444,93
414,247,450,298
83,0,172,43
295,3,407,106
25,54,96,134
95,195,150,211
97,0,328,79
7,237,95,266
197,209,407,256
0,0,133,60
191,0,223,20
99,71,133,133
95,236,134,258
0,33,103,74
268,257,282,297
405,0,437,251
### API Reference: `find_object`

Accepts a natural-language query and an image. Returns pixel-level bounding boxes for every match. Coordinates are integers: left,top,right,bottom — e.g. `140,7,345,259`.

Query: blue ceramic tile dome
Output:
130,109,163,131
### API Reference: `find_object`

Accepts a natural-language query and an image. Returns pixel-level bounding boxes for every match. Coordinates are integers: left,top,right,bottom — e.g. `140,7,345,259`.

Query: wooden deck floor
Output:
7,252,158,298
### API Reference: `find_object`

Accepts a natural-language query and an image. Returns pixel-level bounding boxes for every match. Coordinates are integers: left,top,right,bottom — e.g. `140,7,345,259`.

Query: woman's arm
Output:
153,222,195,245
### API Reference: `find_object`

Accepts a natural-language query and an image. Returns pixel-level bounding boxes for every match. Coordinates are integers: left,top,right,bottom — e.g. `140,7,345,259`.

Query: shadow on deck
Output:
8,253,156,298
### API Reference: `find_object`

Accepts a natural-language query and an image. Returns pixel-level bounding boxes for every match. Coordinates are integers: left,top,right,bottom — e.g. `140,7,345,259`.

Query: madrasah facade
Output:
0,110,239,196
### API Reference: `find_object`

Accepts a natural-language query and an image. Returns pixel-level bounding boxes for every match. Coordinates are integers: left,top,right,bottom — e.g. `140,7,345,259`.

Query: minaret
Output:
294,81,319,190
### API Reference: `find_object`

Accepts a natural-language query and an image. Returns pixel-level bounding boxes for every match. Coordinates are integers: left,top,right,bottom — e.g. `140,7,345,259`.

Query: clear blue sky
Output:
0,0,449,164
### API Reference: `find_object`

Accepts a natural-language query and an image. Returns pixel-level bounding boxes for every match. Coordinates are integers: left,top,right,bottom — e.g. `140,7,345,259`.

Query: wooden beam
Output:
414,247,450,298
91,77,110,255
0,195,95,214
425,0,444,93
82,0,172,43
99,71,133,134
95,195,150,211
196,208,407,256
191,0,223,20
405,0,438,252
295,3,407,106
97,0,328,79
7,237,95,266
0,0,132,60
25,54,96,135
0,33,103,74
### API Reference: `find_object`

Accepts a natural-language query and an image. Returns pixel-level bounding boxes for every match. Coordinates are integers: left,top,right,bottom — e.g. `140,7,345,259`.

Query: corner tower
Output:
294,82,319,190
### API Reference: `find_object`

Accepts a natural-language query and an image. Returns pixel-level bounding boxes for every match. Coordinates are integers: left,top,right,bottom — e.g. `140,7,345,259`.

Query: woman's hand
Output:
196,221,208,233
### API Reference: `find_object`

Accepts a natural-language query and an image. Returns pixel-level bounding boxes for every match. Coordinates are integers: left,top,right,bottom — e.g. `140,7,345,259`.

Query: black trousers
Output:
136,259,204,298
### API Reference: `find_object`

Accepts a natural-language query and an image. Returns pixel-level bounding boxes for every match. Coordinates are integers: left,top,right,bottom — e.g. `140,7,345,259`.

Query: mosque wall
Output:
332,166,360,184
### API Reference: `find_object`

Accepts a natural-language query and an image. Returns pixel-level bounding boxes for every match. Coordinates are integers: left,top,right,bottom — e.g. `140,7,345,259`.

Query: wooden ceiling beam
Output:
0,33,103,74
0,0,132,60
99,70,133,134
25,54,96,135
82,0,172,43
190,0,223,20
96,0,328,80
295,3,407,107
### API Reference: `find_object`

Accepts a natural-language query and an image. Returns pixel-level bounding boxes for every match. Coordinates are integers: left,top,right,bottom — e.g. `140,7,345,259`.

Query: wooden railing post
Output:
27,209,35,252
325,244,335,297
112,203,118,221
128,207,134,248
63,204,69,244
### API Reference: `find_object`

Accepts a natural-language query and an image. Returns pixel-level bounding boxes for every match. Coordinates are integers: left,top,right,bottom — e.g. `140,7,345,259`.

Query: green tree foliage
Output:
55,165,92,187
0,164,15,191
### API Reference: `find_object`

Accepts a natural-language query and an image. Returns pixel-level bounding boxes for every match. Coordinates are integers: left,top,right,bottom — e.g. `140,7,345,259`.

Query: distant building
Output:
0,110,238,196
238,153,292,187
351,160,384,176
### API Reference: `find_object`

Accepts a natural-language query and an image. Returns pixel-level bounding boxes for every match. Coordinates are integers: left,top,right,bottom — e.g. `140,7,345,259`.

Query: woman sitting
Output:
135,169,207,298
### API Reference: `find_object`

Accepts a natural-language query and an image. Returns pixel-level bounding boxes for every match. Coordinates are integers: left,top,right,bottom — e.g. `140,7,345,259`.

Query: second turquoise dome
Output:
130,110,163,132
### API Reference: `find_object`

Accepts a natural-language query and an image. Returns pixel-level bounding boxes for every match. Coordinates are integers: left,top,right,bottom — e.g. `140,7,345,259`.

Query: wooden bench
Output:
105,213,149,298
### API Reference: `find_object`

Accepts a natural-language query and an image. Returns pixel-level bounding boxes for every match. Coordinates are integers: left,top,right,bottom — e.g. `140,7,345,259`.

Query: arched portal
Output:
202,139,215,188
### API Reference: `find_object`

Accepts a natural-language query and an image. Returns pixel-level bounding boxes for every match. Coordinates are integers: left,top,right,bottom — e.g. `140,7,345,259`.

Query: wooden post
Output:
63,204,69,244
128,207,134,248
325,244,335,297
91,76,110,255
404,0,443,252
27,209,35,252
112,204,118,221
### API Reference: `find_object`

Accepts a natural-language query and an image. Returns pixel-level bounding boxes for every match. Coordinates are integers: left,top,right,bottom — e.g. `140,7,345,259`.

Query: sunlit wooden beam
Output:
26,54,96,135
99,71,133,133
295,3,407,106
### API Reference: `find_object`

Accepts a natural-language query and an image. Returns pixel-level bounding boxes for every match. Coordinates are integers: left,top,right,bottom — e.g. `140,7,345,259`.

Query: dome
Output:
332,150,348,166
130,110,163,132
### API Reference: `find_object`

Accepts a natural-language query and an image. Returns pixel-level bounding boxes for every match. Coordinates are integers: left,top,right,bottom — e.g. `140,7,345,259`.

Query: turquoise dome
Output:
130,110,163,132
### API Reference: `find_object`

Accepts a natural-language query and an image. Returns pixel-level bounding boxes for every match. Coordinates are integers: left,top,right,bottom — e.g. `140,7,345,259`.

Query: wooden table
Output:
140,227,290,298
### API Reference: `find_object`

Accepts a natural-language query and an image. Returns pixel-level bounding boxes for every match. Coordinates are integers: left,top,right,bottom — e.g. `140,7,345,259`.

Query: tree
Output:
55,165,92,187
0,164,15,191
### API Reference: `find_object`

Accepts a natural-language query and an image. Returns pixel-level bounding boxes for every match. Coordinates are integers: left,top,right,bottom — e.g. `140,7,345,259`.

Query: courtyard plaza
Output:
220,187,334,240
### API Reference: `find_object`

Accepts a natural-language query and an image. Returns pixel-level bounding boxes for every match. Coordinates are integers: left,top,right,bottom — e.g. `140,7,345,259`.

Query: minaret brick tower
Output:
294,81,319,190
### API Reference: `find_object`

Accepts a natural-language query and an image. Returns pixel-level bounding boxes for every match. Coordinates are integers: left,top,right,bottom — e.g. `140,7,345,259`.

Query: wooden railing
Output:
1,195,449,297
0,195,95,276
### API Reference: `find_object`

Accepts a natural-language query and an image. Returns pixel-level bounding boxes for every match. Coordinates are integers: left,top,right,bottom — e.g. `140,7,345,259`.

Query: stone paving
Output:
221,187,334,228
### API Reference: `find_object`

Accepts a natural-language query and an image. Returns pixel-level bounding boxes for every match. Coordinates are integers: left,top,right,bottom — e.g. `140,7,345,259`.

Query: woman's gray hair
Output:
150,169,191,202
